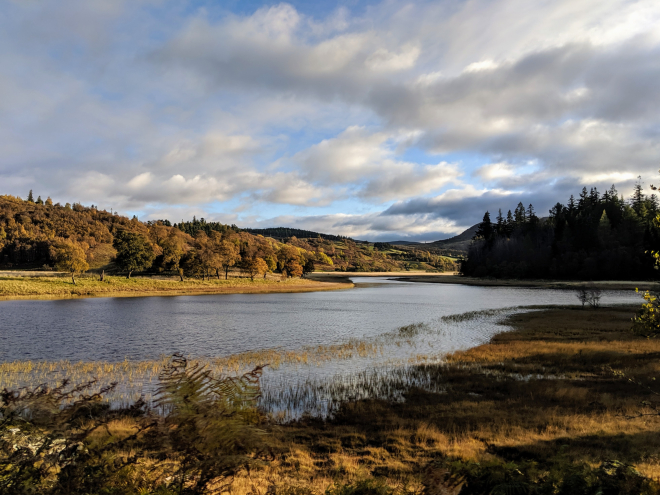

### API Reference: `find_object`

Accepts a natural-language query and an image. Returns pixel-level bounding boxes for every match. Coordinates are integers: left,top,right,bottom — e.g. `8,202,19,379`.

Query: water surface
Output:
1,278,639,362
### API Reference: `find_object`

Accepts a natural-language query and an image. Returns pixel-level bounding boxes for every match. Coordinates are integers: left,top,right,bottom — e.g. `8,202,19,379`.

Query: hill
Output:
428,223,479,252
243,227,352,242
0,194,459,275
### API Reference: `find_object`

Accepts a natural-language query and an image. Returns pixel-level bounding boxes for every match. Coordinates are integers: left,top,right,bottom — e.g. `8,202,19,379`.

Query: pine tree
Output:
475,211,493,241
505,210,514,236
514,202,526,225
578,187,589,209
496,209,504,235
36,196,43,205
568,195,576,213
526,204,537,222
631,177,645,216
27,190,34,202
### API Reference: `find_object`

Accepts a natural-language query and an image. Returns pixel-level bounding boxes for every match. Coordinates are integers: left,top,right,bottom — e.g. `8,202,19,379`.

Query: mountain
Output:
383,224,479,252
428,224,479,252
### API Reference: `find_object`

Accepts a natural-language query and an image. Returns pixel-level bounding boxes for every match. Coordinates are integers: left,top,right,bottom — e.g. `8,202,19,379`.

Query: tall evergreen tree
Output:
514,202,526,225
475,211,493,240
526,204,538,225
495,209,504,235
631,177,645,216
27,190,34,202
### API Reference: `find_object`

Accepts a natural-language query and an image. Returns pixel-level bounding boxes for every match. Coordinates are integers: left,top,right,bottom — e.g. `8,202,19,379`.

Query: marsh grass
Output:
4,304,660,493
0,275,349,299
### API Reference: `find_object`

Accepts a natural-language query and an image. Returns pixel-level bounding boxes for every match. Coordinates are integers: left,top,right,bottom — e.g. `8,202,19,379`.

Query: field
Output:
0,274,352,300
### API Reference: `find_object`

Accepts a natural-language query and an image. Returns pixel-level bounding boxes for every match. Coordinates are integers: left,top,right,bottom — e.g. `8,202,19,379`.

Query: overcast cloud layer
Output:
1,0,659,241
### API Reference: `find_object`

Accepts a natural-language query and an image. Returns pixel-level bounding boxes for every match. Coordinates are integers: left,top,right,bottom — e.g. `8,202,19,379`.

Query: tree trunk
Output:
216,269,220,280
225,266,229,280
100,270,104,282
127,271,132,279
71,273,76,285
179,270,184,282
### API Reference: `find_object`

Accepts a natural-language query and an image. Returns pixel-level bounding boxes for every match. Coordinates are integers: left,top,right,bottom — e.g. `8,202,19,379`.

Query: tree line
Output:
462,182,660,280
0,192,459,281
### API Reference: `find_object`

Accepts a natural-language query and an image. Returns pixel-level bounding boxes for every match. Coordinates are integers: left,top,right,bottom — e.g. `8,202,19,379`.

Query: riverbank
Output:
0,275,352,300
397,274,659,290
309,271,660,290
233,303,660,493
307,270,458,284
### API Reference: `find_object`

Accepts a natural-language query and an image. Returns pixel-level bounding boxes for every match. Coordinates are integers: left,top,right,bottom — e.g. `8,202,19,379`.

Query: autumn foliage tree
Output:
51,240,89,284
219,240,241,280
243,257,269,280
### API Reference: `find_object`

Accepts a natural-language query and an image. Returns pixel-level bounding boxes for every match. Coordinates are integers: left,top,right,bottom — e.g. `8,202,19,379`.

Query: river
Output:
1,277,639,362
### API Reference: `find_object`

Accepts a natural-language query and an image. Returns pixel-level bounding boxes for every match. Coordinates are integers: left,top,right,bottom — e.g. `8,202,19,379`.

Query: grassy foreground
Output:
0,274,352,300
230,304,660,493
4,305,660,493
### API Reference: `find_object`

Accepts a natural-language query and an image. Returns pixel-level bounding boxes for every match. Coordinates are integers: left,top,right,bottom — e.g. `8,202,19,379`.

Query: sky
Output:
1,0,659,241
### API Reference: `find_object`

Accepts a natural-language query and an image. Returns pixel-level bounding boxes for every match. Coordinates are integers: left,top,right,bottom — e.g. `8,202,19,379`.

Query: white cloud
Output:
1,0,660,238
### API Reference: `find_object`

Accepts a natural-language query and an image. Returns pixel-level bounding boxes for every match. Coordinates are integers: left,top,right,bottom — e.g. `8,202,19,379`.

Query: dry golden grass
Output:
221,305,660,492
0,274,352,300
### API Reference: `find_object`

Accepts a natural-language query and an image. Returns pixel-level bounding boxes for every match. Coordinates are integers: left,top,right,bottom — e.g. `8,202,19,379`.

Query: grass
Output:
229,304,660,493
0,274,352,300
4,304,660,493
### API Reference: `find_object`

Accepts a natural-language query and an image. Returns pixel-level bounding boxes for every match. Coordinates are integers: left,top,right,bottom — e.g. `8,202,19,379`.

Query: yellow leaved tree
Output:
51,240,89,285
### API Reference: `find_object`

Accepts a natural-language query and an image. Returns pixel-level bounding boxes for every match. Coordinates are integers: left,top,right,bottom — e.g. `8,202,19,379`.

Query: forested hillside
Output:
463,184,660,280
0,193,457,276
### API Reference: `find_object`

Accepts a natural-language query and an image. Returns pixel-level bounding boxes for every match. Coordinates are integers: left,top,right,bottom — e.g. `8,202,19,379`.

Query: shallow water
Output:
0,278,640,362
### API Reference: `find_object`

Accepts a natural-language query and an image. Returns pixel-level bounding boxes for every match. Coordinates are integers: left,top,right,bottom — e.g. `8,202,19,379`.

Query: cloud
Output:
1,0,659,239
292,126,461,200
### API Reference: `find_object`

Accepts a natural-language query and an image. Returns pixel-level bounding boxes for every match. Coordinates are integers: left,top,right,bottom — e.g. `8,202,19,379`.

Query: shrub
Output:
0,354,267,494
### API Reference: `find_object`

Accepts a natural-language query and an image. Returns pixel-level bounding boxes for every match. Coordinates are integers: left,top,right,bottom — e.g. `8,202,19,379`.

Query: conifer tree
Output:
505,210,514,236
475,211,493,240
514,202,526,225
27,190,34,202
496,209,504,235
36,196,43,205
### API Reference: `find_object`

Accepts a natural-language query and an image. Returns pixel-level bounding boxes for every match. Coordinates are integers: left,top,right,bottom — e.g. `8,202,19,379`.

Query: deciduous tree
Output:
51,240,89,284
113,230,156,278
219,240,241,279
243,257,268,280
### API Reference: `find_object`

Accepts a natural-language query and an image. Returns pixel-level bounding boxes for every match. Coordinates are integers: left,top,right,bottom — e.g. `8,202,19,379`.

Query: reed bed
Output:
0,306,530,424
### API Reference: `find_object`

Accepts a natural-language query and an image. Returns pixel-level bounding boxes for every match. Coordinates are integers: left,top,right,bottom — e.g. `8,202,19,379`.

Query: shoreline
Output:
0,276,353,302
310,272,660,291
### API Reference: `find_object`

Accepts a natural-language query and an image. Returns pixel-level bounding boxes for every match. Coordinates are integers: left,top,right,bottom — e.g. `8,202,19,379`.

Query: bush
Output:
0,354,267,494
326,478,394,495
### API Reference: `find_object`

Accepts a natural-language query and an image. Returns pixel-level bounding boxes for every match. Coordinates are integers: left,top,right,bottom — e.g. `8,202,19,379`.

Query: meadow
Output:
0,274,351,300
